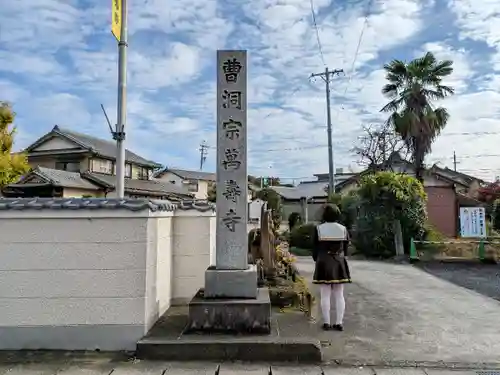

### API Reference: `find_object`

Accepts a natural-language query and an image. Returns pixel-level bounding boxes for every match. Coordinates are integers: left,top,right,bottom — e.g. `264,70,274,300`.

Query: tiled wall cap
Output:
0,198,216,213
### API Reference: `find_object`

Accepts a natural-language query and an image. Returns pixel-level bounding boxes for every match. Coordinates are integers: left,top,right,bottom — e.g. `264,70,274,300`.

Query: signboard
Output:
459,207,486,238
111,0,122,41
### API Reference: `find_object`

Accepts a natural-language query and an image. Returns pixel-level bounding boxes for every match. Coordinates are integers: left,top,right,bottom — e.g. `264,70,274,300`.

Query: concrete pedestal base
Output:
204,265,258,298
186,288,271,334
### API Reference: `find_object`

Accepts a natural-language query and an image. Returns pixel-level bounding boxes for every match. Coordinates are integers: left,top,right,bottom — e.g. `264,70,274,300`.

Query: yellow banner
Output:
111,0,121,41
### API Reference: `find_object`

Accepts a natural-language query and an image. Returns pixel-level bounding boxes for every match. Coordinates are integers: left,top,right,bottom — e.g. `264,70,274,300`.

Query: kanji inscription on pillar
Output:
216,50,248,270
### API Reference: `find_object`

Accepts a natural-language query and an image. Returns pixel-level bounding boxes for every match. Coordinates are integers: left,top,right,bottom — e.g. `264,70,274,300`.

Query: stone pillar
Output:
204,50,258,299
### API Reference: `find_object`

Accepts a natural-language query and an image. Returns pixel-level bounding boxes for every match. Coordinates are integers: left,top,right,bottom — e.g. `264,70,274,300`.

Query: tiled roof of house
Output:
155,168,216,181
27,125,161,168
85,173,193,198
33,167,100,190
0,198,215,212
271,181,329,200
431,165,486,185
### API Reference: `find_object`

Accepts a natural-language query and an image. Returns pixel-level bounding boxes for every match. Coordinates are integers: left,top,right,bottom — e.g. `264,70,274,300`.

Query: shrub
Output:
419,224,446,255
278,230,290,242
493,199,500,231
328,191,359,231
288,212,302,231
289,223,317,250
352,171,427,258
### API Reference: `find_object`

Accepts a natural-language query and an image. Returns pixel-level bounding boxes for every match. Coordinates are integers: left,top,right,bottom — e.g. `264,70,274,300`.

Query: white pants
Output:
319,284,345,325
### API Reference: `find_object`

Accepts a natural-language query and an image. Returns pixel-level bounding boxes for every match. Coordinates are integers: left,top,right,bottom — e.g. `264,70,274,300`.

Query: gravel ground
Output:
416,262,500,301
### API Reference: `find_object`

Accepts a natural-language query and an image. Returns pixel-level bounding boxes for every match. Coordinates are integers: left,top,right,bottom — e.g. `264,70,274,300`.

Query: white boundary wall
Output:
0,204,215,350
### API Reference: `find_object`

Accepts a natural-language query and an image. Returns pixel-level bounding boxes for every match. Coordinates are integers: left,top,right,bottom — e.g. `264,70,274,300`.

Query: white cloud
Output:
1,0,500,181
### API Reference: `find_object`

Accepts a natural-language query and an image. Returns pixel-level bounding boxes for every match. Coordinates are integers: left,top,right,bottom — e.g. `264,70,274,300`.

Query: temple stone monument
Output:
187,50,271,333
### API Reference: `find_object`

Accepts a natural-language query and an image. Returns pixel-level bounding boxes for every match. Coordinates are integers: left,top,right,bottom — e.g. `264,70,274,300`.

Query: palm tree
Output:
380,52,454,182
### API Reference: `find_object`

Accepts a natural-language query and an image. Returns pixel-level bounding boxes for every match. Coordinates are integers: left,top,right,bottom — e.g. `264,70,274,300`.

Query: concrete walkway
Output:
0,362,494,374
295,258,500,366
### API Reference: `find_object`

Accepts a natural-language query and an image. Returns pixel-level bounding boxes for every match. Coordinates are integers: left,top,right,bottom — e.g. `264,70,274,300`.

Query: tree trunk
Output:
414,138,425,183
393,219,405,258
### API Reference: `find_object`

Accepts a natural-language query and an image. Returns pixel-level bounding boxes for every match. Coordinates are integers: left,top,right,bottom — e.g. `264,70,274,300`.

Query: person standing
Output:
312,204,351,331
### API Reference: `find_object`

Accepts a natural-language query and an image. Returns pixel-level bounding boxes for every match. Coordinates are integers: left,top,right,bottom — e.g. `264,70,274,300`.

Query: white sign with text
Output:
459,207,486,238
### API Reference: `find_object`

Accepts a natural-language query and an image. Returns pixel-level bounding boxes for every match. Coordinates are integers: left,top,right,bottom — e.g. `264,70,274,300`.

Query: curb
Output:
136,338,323,363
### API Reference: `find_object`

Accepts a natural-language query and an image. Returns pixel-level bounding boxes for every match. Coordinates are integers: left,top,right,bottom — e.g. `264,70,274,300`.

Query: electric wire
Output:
309,0,326,66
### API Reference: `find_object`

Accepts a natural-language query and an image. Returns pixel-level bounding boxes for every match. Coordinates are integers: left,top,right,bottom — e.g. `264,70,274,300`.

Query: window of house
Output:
91,159,113,174
187,181,199,192
55,161,80,172
138,167,150,180
111,162,131,177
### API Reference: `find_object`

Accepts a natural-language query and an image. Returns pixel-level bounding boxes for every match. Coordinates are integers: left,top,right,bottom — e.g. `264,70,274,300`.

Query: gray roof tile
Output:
156,168,216,181
86,173,193,197
35,167,99,190
271,182,329,199
0,198,215,212
50,126,161,167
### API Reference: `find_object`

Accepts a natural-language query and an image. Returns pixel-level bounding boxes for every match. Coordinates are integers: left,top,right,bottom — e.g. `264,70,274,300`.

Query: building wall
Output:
425,186,457,237
27,157,56,169
0,205,215,350
0,213,151,350
62,187,104,198
156,172,210,200
170,212,215,305
467,180,481,198
28,156,90,173
32,137,76,151
282,201,325,224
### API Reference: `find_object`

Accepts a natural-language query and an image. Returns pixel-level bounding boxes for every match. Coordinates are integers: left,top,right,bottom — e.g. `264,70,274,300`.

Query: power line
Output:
207,140,500,157
340,0,375,98
309,0,326,66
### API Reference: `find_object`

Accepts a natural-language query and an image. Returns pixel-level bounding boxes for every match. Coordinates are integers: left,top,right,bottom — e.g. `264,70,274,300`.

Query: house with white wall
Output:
154,168,216,200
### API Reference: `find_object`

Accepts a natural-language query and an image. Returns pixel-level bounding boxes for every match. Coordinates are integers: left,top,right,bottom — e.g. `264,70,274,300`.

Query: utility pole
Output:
199,140,208,170
311,67,344,196
114,0,128,198
453,151,457,171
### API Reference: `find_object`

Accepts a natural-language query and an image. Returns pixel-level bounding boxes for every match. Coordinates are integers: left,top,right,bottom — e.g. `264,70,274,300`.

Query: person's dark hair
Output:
321,204,341,223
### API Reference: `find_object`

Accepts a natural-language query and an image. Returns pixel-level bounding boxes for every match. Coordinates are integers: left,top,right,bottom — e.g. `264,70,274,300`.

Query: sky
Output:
1,0,500,184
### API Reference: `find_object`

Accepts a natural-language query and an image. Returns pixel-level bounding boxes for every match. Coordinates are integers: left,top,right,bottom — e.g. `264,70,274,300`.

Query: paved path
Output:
0,362,494,374
295,258,500,366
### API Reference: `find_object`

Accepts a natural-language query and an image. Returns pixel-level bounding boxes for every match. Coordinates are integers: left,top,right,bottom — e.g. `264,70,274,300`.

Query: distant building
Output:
154,168,216,200
3,125,193,201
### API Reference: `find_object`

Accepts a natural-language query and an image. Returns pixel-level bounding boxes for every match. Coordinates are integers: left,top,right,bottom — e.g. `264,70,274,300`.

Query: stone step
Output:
135,337,323,363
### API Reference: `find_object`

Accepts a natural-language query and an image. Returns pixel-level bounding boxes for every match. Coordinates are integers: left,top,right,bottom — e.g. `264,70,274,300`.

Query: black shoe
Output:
332,324,344,331
322,323,332,331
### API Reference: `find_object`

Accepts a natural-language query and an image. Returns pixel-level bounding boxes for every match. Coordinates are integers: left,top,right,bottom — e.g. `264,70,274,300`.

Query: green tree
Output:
493,199,500,231
381,52,454,182
255,187,282,233
207,183,216,202
353,172,427,258
0,102,30,188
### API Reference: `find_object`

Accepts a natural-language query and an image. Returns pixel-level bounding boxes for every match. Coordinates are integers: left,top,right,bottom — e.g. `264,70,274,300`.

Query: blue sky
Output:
1,0,500,183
